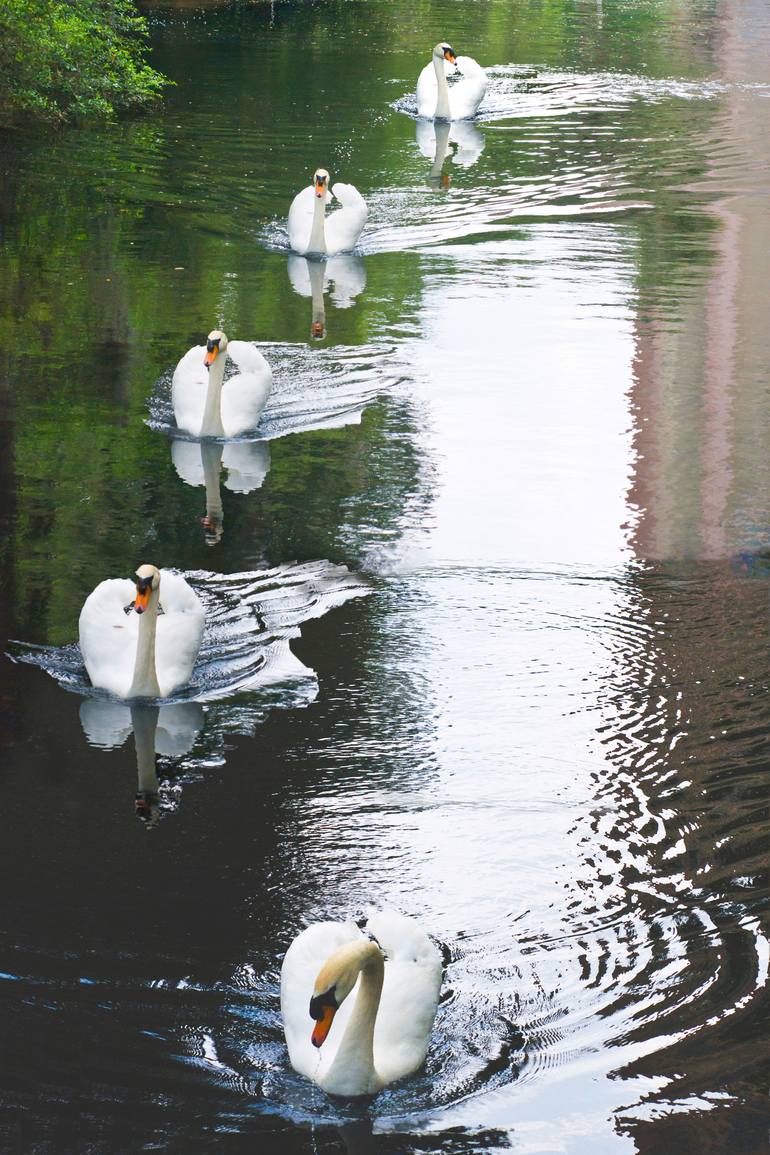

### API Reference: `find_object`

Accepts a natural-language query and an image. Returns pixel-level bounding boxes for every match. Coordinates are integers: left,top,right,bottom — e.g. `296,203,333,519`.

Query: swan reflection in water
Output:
287,253,366,340
170,438,271,544
416,118,485,185
80,699,203,823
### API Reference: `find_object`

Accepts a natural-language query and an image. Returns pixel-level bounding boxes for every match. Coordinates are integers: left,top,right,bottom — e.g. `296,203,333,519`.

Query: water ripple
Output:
147,341,407,442
393,66,757,123
9,560,370,705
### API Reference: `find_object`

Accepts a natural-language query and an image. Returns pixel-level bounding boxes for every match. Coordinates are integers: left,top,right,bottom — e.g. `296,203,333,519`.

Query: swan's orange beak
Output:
315,177,326,198
311,1004,336,1048
444,48,457,64
133,586,151,614
204,346,218,367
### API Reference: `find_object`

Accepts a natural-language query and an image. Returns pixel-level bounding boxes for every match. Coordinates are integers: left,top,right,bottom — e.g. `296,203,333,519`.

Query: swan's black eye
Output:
309,988,338,1020
135,575,153,593
206,338,219,353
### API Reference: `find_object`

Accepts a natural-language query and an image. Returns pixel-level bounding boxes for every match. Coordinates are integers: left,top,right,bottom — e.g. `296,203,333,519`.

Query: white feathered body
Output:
171,438,272,494
416,55,487,120
287,183,368,257
172,340,272,438
281,910,442,1093
78,571,204,699
287,253,367,308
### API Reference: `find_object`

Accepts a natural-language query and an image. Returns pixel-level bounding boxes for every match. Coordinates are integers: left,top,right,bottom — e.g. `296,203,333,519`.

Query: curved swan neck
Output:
308,191,327,255
433,54,451,120
200,354,226,437
326,949,384,1094
128,591,162,699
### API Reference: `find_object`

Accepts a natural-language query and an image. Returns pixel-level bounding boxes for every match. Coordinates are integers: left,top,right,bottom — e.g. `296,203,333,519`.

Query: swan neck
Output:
307,191,327,256
200,355,226,437
128,595,162,699
327,952,384,1092
201,441,224,519
434,55,451,119
431,121,451,176
131,704,160,795
309,259,326,335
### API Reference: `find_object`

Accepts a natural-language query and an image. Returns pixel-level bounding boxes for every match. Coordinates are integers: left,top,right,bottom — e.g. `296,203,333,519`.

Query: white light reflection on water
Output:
273,220,768,1145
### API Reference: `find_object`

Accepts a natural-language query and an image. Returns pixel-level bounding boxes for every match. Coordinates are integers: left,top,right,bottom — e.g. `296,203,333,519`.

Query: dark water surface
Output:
1,1,768,1151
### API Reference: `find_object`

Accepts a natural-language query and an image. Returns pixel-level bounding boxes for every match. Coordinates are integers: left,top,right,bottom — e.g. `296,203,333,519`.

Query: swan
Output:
281,910,442,1096
79,698,204,820
288,168,368,258
79,697,203,756
416,43,487,121
172,330,272,438
416,118,486,180
287,253,367,339
171,439,272,543
78,565,205,700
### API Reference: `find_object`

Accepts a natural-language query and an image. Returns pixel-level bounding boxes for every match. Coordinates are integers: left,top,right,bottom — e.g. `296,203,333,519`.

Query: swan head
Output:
201,512,224,546
309,937,383,1048
132,564,160,615
433,42,457,65
313,168,330,199
204,329,228,370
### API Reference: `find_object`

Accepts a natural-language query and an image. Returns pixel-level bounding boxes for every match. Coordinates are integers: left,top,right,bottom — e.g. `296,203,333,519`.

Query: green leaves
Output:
0,0,169,127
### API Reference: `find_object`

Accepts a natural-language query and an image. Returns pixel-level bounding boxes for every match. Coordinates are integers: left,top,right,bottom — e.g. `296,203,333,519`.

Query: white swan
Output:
172,330,272,438
416,118,486,180
281,910,442,1096
288,168,368,257
79,698,203,756
79,565,205,700
171,439,272,543
80,699,203,821
416,42,487,121
287,253,367,339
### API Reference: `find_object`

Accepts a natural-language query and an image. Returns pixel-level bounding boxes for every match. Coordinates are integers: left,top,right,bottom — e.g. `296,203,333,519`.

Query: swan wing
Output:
172,344,209,436
221,441,271,493
287,186,316,255
415,116,438,159
79,699,133,749
154,702,204,756
367,910,442,1084
154,570,205,697
287,253,313,297
325,184,368,256
450,120,486,166
225,341,272,377
220,341,273,437
451,55,487,119
326,254,367,308
171,439,206,487
416,60,439,118
79,578,140,698
280,920,362,1079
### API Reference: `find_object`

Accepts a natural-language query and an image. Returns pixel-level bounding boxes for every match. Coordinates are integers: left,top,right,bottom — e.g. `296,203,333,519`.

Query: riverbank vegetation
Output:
0,0,167,128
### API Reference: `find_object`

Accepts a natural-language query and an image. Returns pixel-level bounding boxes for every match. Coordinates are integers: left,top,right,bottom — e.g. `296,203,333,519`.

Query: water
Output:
0,1,768,1151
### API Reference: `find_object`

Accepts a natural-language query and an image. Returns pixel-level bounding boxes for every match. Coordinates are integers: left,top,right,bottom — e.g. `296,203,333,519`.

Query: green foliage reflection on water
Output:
0,0,724,645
